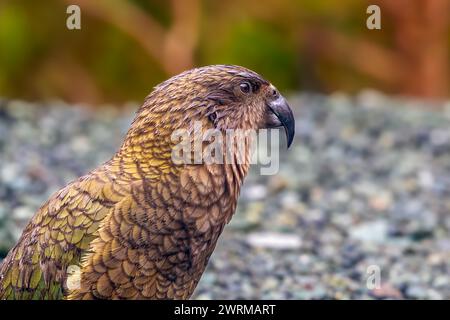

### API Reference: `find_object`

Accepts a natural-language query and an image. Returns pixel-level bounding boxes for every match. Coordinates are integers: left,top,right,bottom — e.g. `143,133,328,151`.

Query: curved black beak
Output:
266,95,295,148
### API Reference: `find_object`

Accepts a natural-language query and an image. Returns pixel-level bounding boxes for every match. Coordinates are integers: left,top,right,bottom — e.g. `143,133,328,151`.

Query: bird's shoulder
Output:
0,166,132,299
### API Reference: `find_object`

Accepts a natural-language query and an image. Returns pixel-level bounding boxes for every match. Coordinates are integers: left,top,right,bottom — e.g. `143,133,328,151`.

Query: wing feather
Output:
0,169,117,299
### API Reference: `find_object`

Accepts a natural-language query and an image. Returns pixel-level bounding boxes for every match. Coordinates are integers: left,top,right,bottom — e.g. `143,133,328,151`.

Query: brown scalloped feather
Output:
0,65,272,299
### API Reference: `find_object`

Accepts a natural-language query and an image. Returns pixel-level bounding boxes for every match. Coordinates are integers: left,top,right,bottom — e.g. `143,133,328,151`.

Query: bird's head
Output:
128,65,295,150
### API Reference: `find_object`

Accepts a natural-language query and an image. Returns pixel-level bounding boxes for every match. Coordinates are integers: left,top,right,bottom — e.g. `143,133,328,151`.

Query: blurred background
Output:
1,0,450,299
0,0,449,104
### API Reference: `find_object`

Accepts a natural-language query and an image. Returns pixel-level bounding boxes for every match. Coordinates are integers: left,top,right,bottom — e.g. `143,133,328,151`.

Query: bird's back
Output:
0,165,117,299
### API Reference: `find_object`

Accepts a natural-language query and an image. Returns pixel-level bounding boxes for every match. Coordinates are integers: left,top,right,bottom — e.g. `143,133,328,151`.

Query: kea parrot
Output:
0,65,295,299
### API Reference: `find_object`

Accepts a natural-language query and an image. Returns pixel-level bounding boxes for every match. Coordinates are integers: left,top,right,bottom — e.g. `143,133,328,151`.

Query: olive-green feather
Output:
0,170,113,300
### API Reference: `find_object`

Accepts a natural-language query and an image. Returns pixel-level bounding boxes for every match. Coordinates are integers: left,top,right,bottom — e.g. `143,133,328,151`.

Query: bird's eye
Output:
239,82,251,94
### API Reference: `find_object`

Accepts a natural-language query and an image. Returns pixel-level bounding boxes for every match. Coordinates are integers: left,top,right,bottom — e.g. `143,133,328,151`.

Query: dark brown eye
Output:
239,82,251,94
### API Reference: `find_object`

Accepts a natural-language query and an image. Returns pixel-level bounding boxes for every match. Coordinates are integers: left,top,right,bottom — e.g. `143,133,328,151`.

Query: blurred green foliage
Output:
0,0,448,105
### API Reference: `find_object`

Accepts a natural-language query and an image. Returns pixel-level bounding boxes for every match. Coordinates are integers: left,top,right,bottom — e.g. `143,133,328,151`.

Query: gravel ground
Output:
1,92,450,299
